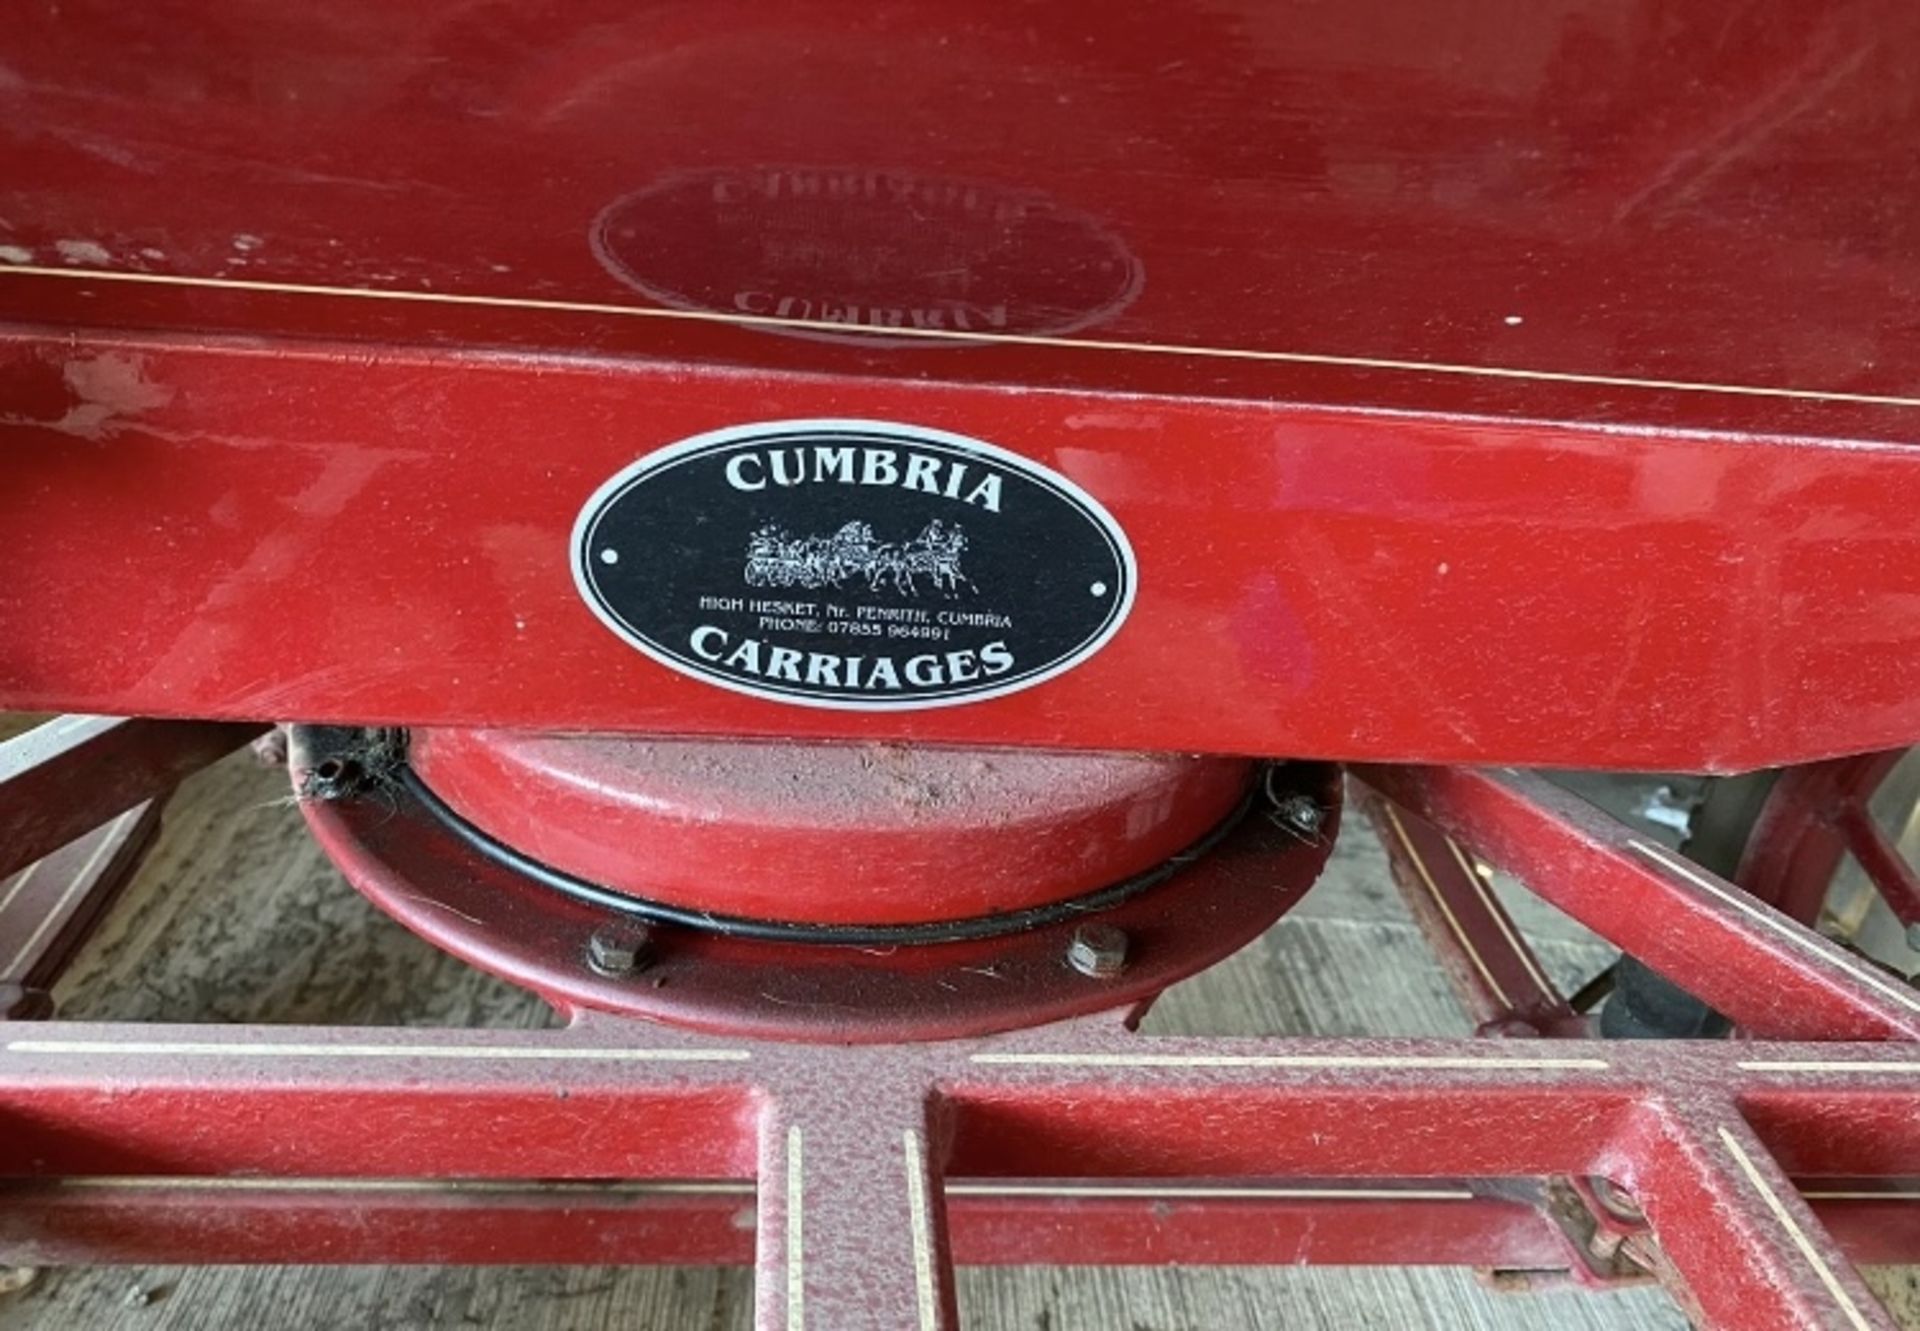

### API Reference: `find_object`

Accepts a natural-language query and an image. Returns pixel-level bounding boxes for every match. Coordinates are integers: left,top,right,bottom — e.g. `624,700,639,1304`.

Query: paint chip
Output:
55,239,113,266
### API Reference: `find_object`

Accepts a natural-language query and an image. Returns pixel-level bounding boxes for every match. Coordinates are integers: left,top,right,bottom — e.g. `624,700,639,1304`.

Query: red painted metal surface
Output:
0,1170,1861,1284
0,716,1917,1328
1362,791,1589,1038
1837,803,1920,935
0,1177,1577,1271
2,2,1918,430
0,718,262,880
8,4,1920,769
5,3,1920,1319
1357,764,1920,1042
8,337,1920,770
409,729,1254,924
0,805,159,1017
0,1018,1916,1330
299,746,1338,1042
1739,750,1920,936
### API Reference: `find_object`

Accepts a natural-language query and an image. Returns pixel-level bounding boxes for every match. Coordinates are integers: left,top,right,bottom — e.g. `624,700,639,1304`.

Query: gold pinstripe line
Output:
4,811,137,976
786,1125,805,1331
0,862,43,924
1382,805,1513,1007
8,263,1920,411
4,1039,749,1062
1738,1060,1920,1074
1443,837,1559,1000
903,1129,940,1331
30,1175,1914,1203
969,1051,1609,1070
1630,840,1920,1017
1717,1127,1874,1331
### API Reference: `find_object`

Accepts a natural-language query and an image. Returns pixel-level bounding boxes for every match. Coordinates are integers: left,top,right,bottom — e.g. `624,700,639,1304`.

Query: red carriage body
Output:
4,4,1920,1326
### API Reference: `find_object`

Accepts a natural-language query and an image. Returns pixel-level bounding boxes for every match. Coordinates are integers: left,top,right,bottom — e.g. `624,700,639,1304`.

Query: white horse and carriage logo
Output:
745,519,973,597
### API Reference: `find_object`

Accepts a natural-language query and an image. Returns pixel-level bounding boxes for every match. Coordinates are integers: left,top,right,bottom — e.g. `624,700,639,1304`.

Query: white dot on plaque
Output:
599,549,620,565
1090,581,1108,596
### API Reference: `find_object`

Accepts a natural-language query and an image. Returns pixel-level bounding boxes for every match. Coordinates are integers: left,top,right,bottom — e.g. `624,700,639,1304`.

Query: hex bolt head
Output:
587,922,652,978
1067,923,1129,979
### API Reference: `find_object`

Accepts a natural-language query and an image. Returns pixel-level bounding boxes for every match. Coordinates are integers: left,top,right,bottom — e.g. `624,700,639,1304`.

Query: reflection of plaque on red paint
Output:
591,167,1142,345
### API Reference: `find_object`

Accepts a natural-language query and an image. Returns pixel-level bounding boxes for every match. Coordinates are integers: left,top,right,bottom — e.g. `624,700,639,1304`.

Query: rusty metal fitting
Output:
1589,1176,1647,1226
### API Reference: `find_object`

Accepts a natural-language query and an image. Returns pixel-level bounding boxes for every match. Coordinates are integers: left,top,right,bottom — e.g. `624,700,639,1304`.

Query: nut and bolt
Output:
1273,795,1324,838
587,922,653,978
1067,923,1129,979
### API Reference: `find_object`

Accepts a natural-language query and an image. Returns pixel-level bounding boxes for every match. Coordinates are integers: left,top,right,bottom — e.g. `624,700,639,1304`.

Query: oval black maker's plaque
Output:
572,420,1136,709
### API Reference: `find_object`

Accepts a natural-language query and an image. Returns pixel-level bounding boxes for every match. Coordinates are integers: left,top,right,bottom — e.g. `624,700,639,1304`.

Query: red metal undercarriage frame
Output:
1,722,1918,1328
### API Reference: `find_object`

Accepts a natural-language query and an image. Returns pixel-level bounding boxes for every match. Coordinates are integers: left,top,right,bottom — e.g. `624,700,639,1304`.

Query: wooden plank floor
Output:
0,746,1914,1328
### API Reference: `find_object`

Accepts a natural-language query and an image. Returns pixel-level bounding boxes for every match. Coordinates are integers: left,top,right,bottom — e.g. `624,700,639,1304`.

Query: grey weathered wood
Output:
0,752,1910,1328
